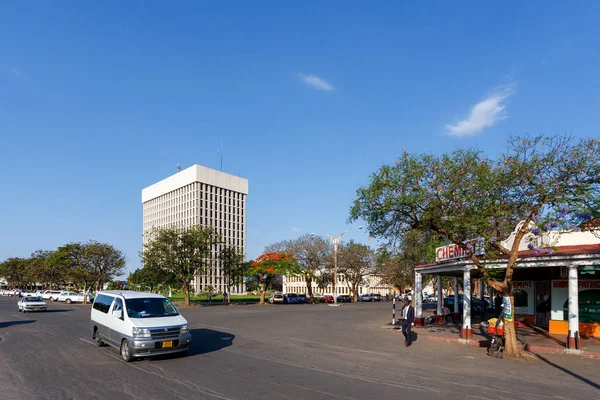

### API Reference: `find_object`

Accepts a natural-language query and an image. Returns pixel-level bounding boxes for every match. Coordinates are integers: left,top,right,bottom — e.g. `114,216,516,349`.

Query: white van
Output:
90,290,191,362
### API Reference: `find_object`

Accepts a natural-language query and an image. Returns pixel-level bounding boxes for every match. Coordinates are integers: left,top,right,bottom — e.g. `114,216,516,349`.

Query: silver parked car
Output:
18,296,47,312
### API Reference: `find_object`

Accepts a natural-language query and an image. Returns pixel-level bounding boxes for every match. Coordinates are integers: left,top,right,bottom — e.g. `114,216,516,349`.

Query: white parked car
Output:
58,291,91,304
18,296,47,312
43,290,63,301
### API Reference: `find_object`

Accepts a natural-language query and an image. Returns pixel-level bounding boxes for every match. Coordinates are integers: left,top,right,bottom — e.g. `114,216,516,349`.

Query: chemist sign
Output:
436,238,485,263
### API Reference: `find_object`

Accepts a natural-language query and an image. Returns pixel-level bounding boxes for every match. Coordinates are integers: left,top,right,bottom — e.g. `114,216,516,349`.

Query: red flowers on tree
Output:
248,252,297,304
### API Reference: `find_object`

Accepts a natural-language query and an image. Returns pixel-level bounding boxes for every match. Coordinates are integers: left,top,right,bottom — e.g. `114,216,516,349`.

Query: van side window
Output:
93,294,113,314
113,298,123,312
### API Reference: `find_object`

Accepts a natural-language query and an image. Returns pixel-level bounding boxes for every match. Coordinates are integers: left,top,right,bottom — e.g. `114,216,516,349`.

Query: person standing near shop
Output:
401,299,415,347
494,293,502,318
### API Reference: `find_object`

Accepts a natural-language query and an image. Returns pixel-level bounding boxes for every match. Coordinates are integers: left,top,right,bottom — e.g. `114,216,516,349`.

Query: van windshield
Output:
125,298,179,318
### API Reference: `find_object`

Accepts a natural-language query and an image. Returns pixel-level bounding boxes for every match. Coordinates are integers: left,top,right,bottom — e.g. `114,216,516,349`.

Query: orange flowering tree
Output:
248,252,298,304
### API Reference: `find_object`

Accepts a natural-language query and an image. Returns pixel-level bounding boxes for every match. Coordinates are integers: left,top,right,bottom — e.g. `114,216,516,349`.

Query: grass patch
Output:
167,292,261,303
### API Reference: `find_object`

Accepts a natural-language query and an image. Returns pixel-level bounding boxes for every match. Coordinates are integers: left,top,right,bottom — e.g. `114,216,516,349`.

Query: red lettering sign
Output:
553,280,600,289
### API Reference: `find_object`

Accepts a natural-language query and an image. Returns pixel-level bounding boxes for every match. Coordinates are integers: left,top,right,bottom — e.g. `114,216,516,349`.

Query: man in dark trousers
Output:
494,293,502,318
401,299,415,347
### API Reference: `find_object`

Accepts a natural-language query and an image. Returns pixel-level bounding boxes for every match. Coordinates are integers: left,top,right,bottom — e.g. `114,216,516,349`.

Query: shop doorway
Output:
535,281,551,328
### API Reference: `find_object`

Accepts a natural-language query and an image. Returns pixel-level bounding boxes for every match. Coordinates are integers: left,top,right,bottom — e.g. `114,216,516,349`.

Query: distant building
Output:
142,164,248,294
283,272,392,297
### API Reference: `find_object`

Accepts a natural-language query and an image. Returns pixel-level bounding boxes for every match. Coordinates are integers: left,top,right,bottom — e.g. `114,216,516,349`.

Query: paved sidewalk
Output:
407,322,600,357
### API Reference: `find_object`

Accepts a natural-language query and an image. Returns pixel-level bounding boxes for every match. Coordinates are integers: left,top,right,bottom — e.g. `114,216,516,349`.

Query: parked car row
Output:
1,289,94,303
268,292,386,304
358,293,383,302
268,293,309,304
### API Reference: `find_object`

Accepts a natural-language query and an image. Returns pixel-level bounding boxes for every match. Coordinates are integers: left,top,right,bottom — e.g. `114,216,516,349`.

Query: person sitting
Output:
442,305,454,323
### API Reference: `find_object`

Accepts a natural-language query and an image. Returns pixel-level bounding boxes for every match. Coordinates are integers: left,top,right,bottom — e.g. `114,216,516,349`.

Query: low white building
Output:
283,273,392,297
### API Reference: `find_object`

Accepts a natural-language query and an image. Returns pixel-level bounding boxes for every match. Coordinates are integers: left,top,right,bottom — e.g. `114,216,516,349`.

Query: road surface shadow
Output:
148,328,235,361
533,352,600,390
0,320,36,329
186,328,235,357
41,309,73,313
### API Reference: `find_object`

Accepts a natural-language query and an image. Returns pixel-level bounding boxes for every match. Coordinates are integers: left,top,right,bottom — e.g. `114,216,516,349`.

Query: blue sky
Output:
1,2,599,275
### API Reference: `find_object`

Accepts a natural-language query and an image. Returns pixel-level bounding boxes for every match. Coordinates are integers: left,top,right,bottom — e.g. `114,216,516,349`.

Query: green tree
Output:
32,250,65,289
248,252,298,304
376,231,441,293
219,246,246,304
141,226,219,306
0,258,30,288
106,280,124,290
337,241,376,302
267,235,333,303
85,241,126,291
350,135,600,357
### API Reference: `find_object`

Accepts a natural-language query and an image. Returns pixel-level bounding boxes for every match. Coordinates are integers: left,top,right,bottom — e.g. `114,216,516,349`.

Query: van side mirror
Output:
112,309,123,319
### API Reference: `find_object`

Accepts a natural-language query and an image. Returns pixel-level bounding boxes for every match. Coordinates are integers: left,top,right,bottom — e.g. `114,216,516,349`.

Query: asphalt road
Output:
0,297,598,400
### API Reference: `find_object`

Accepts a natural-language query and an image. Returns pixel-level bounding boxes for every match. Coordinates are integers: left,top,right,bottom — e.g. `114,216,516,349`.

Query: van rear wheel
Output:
120,340,133,362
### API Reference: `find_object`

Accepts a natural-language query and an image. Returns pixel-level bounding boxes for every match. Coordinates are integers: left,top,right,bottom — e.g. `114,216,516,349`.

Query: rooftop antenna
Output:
176,164,181,172
218,142,223,171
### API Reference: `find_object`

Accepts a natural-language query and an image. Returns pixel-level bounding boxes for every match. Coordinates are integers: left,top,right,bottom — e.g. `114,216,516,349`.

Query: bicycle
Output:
487,319,527,358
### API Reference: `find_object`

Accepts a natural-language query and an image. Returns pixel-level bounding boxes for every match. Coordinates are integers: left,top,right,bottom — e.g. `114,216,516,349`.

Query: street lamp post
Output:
312,226,363,306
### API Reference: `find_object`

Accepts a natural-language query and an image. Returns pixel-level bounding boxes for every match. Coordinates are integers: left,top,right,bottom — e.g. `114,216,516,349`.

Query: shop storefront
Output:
413,223,600,347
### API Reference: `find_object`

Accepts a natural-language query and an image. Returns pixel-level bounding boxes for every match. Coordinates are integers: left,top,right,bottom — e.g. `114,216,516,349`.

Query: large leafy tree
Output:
337,240,376,302
248,252,298,304
219,246,246,304
127,266,179,293
266,235,333,303
85,241,126,291
350,135,600,357
0,258,30,288
31,250,65,289
142,226,219,306
376,230,441,293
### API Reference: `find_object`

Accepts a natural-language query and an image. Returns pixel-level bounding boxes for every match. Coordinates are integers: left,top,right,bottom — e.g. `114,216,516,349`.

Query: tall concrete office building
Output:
142,165,248,294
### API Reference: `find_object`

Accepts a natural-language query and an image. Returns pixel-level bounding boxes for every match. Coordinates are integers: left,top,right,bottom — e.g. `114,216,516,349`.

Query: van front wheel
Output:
120,340,133,362
93,328,104,347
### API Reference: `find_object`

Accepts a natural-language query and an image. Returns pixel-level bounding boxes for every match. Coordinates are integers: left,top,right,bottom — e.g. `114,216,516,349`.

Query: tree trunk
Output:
502,294,522,358
184,282,191,306
306,276,315,303
82,283,88,304
259,290,266,304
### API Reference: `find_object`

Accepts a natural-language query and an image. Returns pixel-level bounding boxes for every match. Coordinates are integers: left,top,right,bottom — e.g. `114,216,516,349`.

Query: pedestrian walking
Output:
401,299,415,347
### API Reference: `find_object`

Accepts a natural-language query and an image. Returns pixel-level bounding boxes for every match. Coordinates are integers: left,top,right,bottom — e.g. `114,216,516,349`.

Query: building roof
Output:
517,244,600,258
416,244,600,270
98,290,166,299
142,164,249,203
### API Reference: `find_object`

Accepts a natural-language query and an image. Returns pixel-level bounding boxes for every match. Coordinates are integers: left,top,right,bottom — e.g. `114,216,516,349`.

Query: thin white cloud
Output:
298,73,335,92
445,84,516,137
2,65,21,77
290,227,302,233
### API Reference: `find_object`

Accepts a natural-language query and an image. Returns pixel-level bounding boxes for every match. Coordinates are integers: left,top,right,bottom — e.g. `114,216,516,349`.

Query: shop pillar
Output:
414,271,423,326
436,276,444,323
567,265,580,349
453,277,460,321
461,269,472,338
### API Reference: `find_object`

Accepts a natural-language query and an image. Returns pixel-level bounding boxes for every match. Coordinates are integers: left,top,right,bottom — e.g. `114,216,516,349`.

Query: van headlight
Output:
180,325,189,334
132,327,151,338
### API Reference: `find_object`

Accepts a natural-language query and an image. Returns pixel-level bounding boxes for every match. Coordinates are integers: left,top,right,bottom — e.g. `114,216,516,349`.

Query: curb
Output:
405,330,600,358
